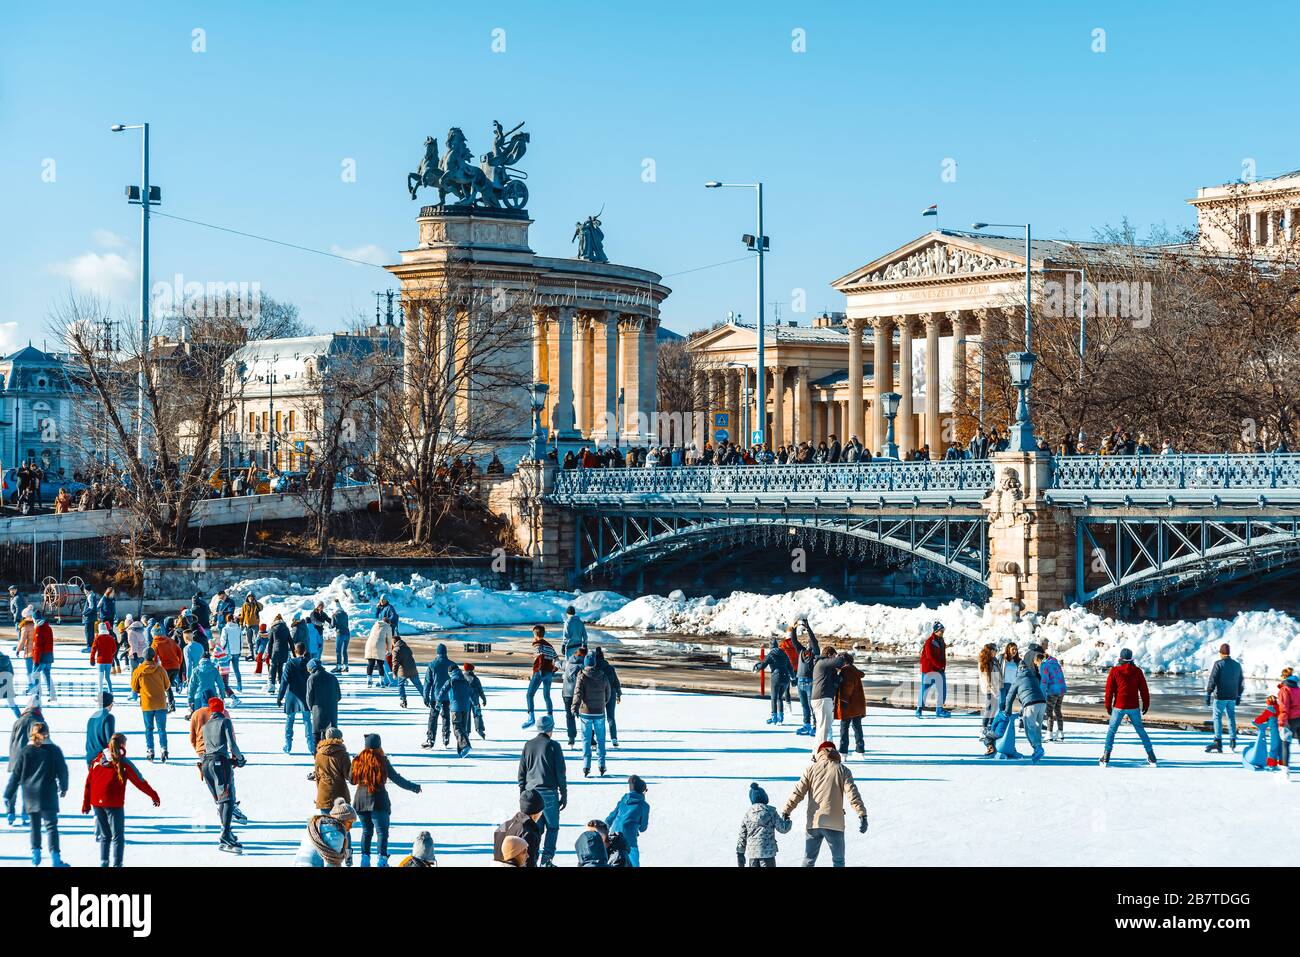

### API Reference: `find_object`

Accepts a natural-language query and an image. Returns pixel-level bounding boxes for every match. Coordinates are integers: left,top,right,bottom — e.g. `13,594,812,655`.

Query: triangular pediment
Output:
833,232,1026,290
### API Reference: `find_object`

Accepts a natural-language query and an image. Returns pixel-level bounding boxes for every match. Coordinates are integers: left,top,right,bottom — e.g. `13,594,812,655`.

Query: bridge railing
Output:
551,460,997,499
1048,453,1300,493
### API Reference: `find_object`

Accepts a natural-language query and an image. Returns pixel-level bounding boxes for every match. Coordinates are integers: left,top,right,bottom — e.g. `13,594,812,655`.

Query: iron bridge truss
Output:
1076,513,1300,605
573,508,989,587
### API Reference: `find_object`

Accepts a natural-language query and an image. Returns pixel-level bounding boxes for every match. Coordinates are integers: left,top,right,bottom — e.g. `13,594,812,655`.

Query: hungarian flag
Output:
921,204,938,217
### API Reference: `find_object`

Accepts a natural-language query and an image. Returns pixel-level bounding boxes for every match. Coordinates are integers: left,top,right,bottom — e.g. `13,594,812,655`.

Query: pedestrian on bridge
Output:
915,623,951,718
1100,649,1157,767
1204,643,1244,753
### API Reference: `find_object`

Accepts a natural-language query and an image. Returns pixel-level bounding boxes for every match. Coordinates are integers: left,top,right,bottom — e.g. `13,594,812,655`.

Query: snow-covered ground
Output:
226,573,1300,678
3,653,1296,867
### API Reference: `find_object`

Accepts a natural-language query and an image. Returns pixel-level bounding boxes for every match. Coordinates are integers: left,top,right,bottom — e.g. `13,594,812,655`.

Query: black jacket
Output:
493,812,541,867
517,733,567,802
4,741,69,814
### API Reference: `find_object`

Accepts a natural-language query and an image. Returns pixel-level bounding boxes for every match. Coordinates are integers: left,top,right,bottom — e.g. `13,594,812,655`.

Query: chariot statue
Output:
408,120,529,209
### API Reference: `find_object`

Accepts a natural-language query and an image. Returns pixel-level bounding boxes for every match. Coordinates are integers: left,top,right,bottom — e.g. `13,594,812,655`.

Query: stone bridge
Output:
489,453,1300,613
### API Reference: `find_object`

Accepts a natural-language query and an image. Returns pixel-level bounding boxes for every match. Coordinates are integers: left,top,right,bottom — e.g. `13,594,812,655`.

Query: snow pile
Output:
224,572,629,638
598,588,1300,677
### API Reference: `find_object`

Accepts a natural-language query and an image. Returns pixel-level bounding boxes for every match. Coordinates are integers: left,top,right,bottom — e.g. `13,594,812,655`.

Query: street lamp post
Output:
706,181,767,447
972,221,1038,452
111,122,159,461
880,391,902,460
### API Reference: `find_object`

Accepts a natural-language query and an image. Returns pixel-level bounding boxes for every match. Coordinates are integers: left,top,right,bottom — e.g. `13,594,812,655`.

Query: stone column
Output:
895,315,915,456
617,315,644,443
846,316,865,445
921,312,940,454
869,316,892,454
770,366,786,447
546,307,578,439
573,313,593,437
948,310,967,432
795,367,812,444
639,316,658,442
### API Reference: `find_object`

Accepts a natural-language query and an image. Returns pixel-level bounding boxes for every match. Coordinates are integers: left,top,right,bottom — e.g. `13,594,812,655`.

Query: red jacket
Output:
1278,682,1300,725
90,632,117,665
32,621,54,659
919,633,946,674
1104,661,1150,712
82,754,160,811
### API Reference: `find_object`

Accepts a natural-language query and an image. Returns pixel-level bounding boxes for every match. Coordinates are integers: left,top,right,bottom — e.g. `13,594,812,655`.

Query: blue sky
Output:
2,0,1297,350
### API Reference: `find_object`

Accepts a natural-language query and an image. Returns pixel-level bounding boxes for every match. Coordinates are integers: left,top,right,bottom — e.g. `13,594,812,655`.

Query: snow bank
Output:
224,572,630,638
597,588,1300,677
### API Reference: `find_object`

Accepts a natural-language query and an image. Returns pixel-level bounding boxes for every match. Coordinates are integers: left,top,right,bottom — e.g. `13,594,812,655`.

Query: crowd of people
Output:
2,580,1295,869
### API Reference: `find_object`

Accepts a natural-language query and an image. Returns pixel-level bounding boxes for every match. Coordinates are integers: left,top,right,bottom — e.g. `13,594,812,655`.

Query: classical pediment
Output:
834,233,1024,289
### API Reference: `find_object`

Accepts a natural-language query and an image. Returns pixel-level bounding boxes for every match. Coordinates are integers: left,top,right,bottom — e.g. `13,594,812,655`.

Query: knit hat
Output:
628,774,647,794
100,692,113,708
208,697,225,713
501,834,528,862
410,831,437,863
748,782,768,805
144,647,157,660
583,652,596,668
1119,648,1134,661
519,788,544,814
538,715,555,733
328,797,358,825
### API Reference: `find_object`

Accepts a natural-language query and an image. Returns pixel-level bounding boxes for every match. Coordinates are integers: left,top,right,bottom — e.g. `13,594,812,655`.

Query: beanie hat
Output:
144,647,157,660
364,733,382,750
583,652,596,668
411,831,437,863
748,782,768,805
1119,648,1134,661
538,715,555,733
501,834,528,862
208,697,225,713
519,788,544,814
328,797,358,825
628,774,647,794
100,692,113,708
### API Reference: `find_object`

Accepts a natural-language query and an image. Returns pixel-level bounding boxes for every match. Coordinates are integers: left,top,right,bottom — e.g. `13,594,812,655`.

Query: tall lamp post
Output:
111,122,159,461
706,181,767,446
972,221,1038,452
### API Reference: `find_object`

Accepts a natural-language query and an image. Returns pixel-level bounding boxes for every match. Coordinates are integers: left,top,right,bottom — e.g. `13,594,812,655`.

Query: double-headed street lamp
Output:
972,221,1038,453
111,122,160,461
706,181,767,447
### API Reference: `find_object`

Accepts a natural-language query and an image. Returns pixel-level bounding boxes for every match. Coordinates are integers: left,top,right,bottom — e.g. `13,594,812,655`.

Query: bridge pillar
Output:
984,451,1075,614
487,460,576,590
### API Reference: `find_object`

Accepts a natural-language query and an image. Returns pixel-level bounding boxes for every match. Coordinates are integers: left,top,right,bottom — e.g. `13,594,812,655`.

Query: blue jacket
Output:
422,645,457,703
188,658,225,711
605,791,650,847
84,708,116,764
435,669,475,712
1039,656,1067,697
